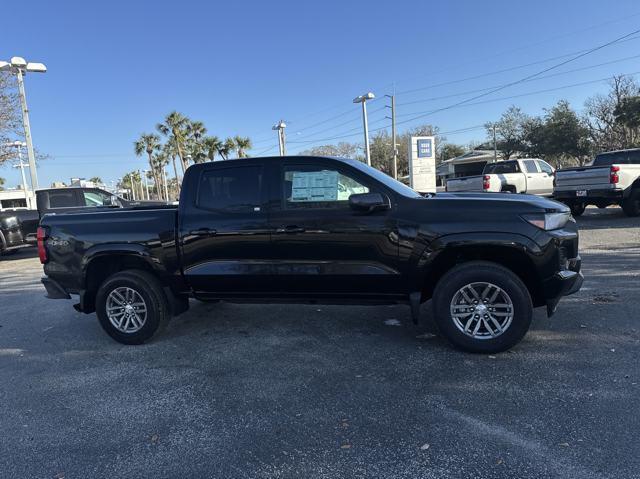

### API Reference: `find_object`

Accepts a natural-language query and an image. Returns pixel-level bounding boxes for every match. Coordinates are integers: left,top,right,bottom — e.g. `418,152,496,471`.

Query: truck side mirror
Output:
349,193,390,213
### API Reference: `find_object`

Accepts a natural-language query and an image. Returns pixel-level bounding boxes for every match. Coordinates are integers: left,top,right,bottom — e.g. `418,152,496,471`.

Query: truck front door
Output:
267,159,402,299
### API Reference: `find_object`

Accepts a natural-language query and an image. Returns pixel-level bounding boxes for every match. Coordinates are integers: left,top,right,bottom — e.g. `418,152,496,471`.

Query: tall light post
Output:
272,120,287,156
353,92,375,166
0,57,47,190
4,141,31,208
142,170,151,200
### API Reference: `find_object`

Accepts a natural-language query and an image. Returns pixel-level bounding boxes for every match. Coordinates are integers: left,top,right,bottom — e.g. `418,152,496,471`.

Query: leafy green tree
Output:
525,100,591,167
0,177,5,190
614,95,640,146
234,136,252,158
134,133,162,199
485,106,529,160
89,176,103,185
439,143,465,162
157,111,189,171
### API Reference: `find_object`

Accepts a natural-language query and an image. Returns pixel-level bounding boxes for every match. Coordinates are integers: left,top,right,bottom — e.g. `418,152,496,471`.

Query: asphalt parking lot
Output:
1,207,638,479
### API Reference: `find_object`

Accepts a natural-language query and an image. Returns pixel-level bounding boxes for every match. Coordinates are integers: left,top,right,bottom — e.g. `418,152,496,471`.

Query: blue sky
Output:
2,0,640,188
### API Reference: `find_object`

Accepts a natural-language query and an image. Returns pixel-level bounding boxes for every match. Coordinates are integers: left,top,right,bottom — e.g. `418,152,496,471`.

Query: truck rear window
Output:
484,161,520,174
593,150,640,166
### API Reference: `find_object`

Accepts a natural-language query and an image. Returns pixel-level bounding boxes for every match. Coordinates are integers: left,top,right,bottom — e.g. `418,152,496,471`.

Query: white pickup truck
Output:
553,148,640,217
445,158,555,196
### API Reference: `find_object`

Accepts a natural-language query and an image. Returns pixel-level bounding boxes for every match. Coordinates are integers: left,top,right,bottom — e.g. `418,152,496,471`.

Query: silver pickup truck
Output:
445,159,555,196
553,149,640,217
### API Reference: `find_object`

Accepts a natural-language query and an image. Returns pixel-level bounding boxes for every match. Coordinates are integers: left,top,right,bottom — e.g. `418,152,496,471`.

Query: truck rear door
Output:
178,160,274,298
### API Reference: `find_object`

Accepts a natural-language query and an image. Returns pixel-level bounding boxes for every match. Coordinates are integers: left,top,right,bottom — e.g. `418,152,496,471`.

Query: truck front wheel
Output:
432,261,533,353
622,189,640,217
95,270,170,345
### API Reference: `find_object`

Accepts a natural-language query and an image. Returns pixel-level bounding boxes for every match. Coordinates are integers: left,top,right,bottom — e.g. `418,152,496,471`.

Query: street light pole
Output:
142,170,150,200
15,68,39,190
0,58,47,191
353,92,375,166
272,120,287,156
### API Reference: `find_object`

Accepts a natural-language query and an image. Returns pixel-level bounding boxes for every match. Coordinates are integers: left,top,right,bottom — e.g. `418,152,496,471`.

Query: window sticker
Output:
290,170,339,202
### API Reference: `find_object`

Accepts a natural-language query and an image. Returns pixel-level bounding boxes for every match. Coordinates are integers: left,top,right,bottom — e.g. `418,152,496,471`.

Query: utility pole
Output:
353,92,375,166
272,120,287,156
492,124,498,163
385,94,398,179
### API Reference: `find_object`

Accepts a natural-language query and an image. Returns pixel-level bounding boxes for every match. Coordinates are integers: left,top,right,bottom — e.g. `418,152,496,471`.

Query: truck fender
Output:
81,243,164,276
412,232,542,294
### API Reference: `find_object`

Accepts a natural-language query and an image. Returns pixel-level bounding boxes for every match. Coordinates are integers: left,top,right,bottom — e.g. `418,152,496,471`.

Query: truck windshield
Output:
342,159,423,198
593,150,640,166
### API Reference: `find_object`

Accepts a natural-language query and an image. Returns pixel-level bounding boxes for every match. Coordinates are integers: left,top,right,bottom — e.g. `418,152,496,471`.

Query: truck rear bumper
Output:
553,188,623,201
41,277,71,299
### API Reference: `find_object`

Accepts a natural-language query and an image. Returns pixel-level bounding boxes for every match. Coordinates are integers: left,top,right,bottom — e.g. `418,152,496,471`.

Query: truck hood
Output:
429,192,569,212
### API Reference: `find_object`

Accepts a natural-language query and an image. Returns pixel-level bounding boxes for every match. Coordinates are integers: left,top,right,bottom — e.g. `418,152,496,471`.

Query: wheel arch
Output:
420,236,545,307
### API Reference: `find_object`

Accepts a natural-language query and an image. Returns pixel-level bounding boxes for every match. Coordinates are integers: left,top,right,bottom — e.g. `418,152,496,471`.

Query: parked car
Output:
553,148,640,216
39,156,582,353
445,158,555,196
0,186,163,255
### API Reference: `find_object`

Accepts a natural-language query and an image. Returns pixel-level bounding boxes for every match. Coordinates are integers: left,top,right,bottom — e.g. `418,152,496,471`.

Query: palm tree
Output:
202,136,223,162
186,120,208,163
134,133,162,199
218,137,236,160
151,151,170,200
234,136,252,158
162,139,182,195
156,111,189,172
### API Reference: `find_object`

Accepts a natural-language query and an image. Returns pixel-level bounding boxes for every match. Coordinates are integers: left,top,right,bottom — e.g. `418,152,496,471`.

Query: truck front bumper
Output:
543,255,583,316
41,277,71,299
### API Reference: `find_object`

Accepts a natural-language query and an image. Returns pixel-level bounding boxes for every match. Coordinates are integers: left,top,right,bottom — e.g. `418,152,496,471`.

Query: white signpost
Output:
408,136,436,193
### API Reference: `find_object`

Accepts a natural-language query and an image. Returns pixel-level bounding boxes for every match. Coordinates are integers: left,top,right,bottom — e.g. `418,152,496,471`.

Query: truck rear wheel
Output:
569,202,586,217
622,189,640,217
432,261,533,353
95,270,170,345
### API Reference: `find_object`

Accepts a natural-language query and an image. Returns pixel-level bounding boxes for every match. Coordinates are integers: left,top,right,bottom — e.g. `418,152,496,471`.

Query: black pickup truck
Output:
1,187,161,255
39,156,583,353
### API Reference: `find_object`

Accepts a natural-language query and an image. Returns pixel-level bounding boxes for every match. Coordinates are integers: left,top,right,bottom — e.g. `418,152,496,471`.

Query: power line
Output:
397,53,640,109
289,70,640,150
394,28,640,127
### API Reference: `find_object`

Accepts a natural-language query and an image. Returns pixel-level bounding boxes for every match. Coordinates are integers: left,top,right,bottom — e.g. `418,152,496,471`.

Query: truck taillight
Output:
610,165,620,184
483,175,491,191
37,226,48,264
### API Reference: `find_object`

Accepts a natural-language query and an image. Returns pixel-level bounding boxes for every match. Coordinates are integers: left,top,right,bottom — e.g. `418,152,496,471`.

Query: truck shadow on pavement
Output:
576,207,638,231
0,246,38,261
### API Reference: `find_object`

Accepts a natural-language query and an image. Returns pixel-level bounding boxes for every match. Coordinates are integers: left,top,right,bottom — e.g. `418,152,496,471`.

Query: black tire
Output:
569,202,586,217
622,189,640,217
95,269,171,345
432,261,533,354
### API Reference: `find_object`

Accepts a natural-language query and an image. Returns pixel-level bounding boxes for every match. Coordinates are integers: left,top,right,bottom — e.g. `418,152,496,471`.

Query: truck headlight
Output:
522,212,571,230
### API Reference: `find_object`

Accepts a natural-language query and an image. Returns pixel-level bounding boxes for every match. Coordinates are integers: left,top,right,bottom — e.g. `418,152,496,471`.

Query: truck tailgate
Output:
555,166,610,188
446,175,483,192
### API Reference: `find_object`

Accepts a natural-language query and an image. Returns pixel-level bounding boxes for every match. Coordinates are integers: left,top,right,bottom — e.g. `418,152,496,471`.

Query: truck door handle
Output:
189,228,217,236
276,225,305,234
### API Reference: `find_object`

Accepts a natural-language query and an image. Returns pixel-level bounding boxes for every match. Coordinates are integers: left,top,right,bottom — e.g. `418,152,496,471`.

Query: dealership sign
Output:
408,136,436,192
